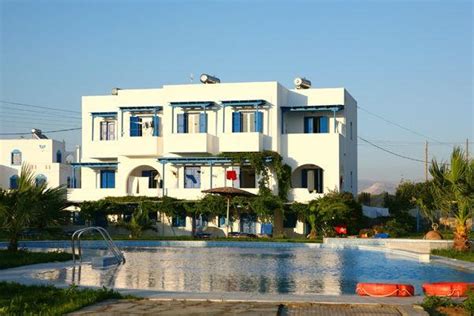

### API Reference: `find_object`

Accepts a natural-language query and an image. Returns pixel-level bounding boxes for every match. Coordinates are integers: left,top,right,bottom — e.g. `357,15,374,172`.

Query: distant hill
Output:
358,179,397,195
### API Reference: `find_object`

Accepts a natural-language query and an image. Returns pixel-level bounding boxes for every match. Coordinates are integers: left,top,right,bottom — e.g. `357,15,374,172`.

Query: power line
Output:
0,118,80,127
357,105,447,145
0,127,82,136
0,105,81,120
0,100,81,114
1,112,81,122
358,136,426,163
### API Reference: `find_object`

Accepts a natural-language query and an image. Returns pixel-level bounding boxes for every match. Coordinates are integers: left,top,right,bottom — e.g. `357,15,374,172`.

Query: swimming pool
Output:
3,241,473,296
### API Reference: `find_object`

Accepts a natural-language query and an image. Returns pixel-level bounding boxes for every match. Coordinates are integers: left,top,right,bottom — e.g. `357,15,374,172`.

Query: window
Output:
172,213,186,227
35,174,47,187
56,150,62,163
177,113,207,134
350,171,353,189
240,167,256,188
350,122,353,140
100,170,115,188
129,116,142,137
67,176,71,188
11,150,22,165
100,121,116,140
184,166,201,188
303,116,329,134
142,170,158,188
232,111,263,133
301,168,323,193
9,175,19,189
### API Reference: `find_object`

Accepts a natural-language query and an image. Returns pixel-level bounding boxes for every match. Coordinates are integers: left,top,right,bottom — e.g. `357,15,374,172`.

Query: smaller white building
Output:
0,131,76,190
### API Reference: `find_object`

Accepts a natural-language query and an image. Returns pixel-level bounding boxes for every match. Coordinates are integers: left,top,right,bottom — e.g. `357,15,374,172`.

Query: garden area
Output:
1,148,473,257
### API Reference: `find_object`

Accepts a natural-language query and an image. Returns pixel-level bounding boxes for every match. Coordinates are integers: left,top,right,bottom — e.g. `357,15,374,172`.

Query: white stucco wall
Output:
0,138,72,189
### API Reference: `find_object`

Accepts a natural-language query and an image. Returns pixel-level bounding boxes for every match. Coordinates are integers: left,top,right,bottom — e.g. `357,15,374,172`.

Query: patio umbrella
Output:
202,187,255,236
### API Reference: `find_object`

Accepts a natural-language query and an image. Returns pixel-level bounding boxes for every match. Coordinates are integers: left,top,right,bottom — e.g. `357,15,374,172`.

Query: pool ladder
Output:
71,226,125,265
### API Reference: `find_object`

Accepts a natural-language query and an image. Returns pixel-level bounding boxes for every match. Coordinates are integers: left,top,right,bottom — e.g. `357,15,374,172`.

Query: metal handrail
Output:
71,226,125,265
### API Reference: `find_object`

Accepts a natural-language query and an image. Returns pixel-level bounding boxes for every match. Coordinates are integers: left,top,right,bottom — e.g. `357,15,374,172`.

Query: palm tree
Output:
0,165,67,251
430,147,473,251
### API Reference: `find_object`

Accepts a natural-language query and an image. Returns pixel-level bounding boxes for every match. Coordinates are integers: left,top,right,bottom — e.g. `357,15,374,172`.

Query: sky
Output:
0,0,472,184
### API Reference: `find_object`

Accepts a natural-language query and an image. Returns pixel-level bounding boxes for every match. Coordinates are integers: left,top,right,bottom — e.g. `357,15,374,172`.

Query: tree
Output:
0,165,67,251
306,191,363,238
430,147,473,251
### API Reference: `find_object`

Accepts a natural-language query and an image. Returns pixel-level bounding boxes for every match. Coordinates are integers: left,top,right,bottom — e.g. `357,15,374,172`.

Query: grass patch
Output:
431,248,474,263
0,249,73,269
0,282,130,315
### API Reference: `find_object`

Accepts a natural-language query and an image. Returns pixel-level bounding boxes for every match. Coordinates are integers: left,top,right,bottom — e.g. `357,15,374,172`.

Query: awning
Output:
90,112,117,118
158,156,272,165
281,105,344,112
169,101,215,109
221,99,267,108
120,106,163,113
71,162,119,169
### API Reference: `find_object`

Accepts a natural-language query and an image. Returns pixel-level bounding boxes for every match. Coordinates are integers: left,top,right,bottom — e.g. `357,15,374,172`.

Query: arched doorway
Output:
291,164,324,193
127,165,161,196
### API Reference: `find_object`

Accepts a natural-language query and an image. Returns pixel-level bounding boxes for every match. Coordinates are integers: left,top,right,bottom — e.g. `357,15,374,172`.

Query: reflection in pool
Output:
35,246,474,295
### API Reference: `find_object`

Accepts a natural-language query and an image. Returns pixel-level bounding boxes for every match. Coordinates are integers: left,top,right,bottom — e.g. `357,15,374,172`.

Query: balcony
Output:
219,132,263,152
117,136,163,157
67,188,124,202
288,188,324,203
166,133,218,154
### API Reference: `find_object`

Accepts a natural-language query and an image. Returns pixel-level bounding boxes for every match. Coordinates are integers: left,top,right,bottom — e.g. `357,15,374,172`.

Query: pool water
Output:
33,245,474,295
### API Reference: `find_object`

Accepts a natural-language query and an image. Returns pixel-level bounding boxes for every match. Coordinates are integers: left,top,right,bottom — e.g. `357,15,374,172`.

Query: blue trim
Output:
120,106,163,112
199,113,208,133
153,116,160,136
71,162,118,169
320,116,329,133
222,99,266,108
56,150,62,163
232,112,242,133
100,170,115,188
90,112,117,118
170,101,214,109
158,156,273,165
9,175,19,189
35,174,47,187
304,117,313,133
177,113,188,133
281,105,343,112
255,111,263,133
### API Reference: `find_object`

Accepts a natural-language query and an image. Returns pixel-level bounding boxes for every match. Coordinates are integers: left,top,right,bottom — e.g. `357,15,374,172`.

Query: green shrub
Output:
463,290,474,313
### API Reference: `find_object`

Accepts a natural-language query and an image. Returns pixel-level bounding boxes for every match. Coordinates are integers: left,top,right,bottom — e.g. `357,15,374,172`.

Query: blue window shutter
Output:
100,171,107,188
304,117,313,133
319,116,329,133
108,171,115,188
56,151,62,163
177,113,188,133
130,116,140,137
255,111,263,133
301,169,308,187
153,116,160,136
232,112,242,133
199,113,208,133
9,175,18,189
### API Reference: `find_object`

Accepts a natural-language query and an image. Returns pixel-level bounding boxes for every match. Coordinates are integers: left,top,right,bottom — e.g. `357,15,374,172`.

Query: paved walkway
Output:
69,299,429,315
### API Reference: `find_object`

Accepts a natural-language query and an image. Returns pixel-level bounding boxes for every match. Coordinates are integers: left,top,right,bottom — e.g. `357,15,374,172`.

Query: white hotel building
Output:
68,79,357,235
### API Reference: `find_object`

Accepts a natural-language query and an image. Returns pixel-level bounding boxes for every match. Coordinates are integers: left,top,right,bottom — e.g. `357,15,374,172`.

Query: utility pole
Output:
425,141,428,182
